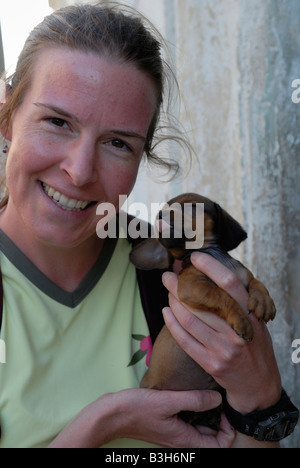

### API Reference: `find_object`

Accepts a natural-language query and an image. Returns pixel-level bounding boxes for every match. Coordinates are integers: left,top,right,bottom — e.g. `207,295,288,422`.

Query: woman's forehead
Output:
20,47,158,130
32,48,153,94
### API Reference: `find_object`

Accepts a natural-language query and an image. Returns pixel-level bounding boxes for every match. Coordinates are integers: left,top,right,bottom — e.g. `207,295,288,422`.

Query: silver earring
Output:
1,135,8,154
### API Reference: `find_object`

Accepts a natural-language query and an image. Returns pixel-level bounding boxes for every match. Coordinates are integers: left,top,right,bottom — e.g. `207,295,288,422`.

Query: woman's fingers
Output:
162,269,244,342
191,252,249,311
167,389,222,414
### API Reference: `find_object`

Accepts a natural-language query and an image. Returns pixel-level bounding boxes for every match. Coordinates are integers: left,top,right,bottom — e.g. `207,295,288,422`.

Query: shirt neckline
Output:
0,230,118,308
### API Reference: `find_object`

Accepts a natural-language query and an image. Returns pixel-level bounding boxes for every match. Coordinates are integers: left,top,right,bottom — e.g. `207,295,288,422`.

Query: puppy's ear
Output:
130,239,173,270
214,203,247,251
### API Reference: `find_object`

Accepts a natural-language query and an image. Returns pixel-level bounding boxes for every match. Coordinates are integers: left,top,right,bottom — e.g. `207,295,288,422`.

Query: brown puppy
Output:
130,193,276,427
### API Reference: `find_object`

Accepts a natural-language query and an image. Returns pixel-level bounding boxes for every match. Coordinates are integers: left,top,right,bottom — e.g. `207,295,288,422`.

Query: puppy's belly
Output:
140,326,219,392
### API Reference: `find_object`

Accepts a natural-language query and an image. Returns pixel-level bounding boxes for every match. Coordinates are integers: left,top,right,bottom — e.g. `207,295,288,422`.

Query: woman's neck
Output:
0,209,104,292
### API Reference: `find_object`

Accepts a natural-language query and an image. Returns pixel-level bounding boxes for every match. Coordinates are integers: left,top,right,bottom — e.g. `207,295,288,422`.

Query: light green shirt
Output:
0,231,157,448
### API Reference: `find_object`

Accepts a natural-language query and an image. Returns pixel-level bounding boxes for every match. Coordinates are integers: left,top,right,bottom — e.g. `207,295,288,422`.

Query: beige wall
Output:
49,0,76,8
47,0,300,446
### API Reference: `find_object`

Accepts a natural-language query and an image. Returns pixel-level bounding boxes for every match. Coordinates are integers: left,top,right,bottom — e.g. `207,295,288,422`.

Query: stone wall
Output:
237,0,300,447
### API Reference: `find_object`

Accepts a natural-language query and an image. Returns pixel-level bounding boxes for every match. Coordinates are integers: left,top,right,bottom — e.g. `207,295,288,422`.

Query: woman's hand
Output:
162,252,282,415
48,388,235,448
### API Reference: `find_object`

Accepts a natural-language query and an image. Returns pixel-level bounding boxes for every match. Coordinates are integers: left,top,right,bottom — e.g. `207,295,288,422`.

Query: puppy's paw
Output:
229,313,254,342
248,290,276,323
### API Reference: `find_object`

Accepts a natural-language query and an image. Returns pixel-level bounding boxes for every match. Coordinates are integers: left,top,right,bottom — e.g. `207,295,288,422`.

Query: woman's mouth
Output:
41,182,95,212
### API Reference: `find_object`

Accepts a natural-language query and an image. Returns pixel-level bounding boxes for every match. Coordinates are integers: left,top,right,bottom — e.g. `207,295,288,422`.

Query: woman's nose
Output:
60,138,98,187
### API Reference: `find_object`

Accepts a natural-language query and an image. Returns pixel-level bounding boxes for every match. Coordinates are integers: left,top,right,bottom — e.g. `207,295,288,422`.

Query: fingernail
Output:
162,271,173,286
162,307,172,322
191,252,202,263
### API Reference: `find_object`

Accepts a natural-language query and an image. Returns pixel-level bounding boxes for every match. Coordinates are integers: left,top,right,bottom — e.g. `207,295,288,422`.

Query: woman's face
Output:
3,48,158,247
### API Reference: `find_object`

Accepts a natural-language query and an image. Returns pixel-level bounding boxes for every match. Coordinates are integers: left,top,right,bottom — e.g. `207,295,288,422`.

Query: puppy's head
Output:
130,193,247,270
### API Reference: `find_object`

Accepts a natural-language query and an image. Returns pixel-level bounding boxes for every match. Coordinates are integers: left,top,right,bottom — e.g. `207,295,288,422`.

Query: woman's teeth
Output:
41,183,91,212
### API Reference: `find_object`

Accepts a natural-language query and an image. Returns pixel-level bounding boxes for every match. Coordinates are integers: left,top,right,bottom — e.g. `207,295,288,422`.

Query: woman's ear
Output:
130,238,173,271
0,121,12,143
0,81,12,141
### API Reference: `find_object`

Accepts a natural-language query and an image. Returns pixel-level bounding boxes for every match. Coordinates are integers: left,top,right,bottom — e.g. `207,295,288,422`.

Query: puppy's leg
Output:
140,325,222,429
229,263,276,324
178,265,254,341
141,326,219,391
248,277,276,323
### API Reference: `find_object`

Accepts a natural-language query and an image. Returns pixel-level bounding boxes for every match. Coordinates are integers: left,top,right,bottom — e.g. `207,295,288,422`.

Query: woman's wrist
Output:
226,383,283,415
83,393,125,447
48,391,133,448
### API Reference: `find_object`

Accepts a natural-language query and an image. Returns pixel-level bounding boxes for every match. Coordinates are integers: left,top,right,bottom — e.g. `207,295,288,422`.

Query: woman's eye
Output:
109,139,132,152
111,139,128,150
47,117,68,128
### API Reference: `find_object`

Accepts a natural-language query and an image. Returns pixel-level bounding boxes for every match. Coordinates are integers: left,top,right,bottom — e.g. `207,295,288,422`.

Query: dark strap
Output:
135,266,167,343
222,389,299,442
126,215,168,343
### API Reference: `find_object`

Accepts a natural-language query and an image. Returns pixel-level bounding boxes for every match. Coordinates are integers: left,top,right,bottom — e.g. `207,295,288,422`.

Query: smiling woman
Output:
0,2,284,450
1,45,158,279
0,3,213,449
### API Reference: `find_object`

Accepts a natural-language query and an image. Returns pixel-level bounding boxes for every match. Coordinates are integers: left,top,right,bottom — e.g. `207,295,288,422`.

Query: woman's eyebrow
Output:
110,129,146,142
33,102,146,141
33,102,81,123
